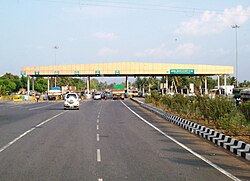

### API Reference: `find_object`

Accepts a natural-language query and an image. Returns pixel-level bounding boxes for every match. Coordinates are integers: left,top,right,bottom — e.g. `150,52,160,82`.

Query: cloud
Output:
175,5,250,35
93,32,118,41
97,48,119,57
135,43,200,58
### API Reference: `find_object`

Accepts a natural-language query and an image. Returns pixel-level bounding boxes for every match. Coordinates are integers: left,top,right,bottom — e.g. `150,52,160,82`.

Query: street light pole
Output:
54,46,59,65
231,24,240,87
54,46,59,87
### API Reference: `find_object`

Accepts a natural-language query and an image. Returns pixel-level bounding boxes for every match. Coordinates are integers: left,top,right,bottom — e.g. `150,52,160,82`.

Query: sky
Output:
0,0,250,82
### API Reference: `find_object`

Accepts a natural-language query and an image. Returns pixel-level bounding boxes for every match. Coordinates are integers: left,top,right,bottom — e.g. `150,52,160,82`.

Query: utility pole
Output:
54,46,59,87
231,24,240,87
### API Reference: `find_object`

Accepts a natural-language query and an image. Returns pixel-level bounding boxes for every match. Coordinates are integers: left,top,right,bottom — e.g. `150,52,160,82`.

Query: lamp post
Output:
231,24,240,87
54,46,59,65
54,46,59,87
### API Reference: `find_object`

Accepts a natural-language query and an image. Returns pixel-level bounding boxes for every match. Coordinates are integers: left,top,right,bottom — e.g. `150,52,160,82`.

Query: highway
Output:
0,99,249,181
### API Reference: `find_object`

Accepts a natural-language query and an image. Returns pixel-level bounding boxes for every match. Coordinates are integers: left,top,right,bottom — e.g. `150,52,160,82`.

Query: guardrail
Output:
131,98,250,161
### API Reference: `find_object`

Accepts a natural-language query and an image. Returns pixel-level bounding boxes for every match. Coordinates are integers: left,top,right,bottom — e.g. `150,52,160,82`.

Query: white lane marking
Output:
98,179,103,181
24,102,46,108
97,149,101,162
97,119,99,123
97,125,99,130
28,103,54,111
97,115,100,119
121,101,241,181
3,104,22,109
0,111,67,154
97,134,100,142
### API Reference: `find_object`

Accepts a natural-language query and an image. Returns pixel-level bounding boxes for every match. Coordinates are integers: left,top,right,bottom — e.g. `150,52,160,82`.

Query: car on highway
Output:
93,93,102,100
64,93,80,110
103,91,112,100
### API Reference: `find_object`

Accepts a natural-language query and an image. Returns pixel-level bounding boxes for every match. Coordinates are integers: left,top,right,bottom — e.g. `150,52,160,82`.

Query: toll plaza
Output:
20,62,234,95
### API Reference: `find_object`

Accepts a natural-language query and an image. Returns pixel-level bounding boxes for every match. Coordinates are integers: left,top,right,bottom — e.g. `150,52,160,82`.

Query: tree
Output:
239,80,250,88
148,77,159,91
20,76,28,89
90,78,99,90
35,78,48,93
228,76,236,86
134,77,143,90
98,81,108,91
0,79,16,94
0,73,22,92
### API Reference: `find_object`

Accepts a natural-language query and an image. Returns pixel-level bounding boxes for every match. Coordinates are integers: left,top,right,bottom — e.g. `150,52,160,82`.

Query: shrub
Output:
239,101,250,123
147,93,249,135
219,109,247,135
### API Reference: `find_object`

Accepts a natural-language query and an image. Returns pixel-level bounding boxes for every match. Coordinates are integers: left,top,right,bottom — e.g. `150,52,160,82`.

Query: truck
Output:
240,88,250,102
48,87,62,100
62,86,76,95
112,84,125,100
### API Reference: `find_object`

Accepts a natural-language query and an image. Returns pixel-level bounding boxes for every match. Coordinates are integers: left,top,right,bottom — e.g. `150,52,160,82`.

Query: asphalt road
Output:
0,99,249,181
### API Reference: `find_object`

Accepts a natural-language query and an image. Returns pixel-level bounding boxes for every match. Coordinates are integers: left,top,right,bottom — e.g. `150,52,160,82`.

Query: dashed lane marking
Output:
97,149,101,162
97,134,100,142
0,111,68,153
28,104,54,111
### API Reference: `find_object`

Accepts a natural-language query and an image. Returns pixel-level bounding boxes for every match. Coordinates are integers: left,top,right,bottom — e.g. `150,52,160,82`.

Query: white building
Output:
215,85,234,95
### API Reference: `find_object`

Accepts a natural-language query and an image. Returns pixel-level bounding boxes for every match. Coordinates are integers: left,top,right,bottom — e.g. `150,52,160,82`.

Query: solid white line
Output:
98,178,103,181
121,101,241,181
0,111,67,154
28,104,53,111
97,134,100,141
97,125,99,130
97,149,101,162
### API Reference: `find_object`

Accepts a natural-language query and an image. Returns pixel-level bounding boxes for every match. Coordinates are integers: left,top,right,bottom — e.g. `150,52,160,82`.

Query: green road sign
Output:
74,70,80,76
115,70,120,75
170,69,195,75
95,70,100,76
54,71,60,75
34,71,40,75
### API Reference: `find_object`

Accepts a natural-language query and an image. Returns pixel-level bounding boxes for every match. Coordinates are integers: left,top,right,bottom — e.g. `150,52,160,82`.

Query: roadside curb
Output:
131,98,250,161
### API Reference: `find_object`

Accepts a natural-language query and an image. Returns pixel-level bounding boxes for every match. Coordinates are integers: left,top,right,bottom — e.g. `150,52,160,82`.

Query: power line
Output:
22,0,250,16
27,0,79,5
83,0,224,13
81,1,250,17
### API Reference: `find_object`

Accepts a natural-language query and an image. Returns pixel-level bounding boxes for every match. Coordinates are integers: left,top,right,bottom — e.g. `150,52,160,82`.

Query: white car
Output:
93,93,102,100
64,93,80,110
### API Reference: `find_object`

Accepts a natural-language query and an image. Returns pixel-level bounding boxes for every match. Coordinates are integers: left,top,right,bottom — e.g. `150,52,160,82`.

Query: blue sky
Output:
0,0,250,81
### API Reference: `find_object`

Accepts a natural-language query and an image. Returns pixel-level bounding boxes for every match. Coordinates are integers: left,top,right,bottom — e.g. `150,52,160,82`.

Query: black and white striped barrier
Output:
131,98,250,161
